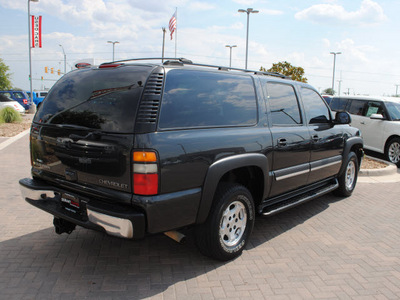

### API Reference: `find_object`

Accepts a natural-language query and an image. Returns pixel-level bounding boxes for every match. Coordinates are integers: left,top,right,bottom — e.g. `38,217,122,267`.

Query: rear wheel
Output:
334,152,359,197
195,183,255,261
385,137,400,167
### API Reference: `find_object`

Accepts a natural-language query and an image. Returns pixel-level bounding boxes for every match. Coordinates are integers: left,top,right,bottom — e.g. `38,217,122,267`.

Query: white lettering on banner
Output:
31,15,42,48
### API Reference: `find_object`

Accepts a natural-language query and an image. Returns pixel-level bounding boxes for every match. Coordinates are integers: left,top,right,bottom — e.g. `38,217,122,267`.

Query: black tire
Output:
334,152,359,197
385,137,400,167
195,183,255,261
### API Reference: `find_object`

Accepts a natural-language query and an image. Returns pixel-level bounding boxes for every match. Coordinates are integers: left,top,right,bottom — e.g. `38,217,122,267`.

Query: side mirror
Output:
370,113,384,120
334,111,351,124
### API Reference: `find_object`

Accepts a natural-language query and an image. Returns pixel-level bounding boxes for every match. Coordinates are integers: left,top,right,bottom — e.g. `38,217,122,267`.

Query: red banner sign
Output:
32,15,42,48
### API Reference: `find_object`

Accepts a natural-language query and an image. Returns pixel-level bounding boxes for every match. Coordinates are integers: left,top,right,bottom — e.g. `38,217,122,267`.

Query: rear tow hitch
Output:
53,217,76,235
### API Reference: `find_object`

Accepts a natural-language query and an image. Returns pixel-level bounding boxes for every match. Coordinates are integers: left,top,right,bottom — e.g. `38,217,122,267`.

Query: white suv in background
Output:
330,95,400,166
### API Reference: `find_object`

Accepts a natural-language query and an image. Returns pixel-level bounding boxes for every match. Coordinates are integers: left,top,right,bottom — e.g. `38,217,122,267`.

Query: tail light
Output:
133,151,159,195
23,99,28,104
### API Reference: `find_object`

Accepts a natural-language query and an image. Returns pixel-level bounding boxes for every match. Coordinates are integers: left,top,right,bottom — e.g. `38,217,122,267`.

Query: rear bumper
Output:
19,178,145,239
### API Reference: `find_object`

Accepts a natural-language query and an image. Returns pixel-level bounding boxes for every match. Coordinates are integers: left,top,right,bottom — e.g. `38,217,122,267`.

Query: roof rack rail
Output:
100,57,192,66
100,57,289,79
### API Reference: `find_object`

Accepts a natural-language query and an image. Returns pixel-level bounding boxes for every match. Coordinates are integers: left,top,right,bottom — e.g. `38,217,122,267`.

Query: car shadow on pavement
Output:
249,192,342,250
0,192,343,299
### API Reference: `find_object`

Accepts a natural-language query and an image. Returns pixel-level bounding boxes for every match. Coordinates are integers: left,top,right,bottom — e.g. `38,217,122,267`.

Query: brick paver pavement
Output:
1,134,399,299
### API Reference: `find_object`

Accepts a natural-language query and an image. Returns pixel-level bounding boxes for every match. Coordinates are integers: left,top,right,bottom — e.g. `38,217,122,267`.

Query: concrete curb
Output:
359,155,398,177
0,129,30,151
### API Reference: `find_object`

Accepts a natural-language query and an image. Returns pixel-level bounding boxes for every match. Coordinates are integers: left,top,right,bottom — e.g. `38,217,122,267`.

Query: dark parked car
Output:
0,90,32,111
19,58,363,261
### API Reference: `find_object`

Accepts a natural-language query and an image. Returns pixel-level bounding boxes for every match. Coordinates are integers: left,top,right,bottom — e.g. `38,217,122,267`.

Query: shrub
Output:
0,107,22,123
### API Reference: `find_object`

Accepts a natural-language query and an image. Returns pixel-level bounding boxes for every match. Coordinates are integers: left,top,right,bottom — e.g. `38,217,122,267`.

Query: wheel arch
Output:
196,153,269,224
384,135,400,151
339,136,363,176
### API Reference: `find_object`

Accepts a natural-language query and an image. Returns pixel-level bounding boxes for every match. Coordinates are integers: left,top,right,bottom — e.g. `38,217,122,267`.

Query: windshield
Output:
34,65,153,132
0,94,14,102
386,101,400,120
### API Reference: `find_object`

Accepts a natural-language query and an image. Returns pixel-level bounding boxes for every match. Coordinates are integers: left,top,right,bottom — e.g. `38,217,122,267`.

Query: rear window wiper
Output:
55,124,91,130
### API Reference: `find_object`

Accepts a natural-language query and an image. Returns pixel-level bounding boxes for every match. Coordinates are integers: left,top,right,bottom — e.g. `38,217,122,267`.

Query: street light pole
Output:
59,44,66,74
28,0,39,107
107,41,119,61
162,28,166,63
238,8,259,70
225,45,237,68
330,51,341,95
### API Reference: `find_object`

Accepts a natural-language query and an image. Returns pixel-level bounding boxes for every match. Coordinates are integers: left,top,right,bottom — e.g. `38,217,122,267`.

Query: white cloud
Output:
232,0,259,5
322,38,331,48
188,2,216,11
336,38,375,63
295,0,387,26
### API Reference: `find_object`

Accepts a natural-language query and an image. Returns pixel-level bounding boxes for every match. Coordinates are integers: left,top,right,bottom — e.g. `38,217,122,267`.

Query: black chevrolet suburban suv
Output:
20,58,363,261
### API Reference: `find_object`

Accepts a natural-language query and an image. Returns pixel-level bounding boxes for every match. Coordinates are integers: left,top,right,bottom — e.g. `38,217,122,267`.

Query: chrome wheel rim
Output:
388,142,400,164
219,201,247,247
345,160,356,190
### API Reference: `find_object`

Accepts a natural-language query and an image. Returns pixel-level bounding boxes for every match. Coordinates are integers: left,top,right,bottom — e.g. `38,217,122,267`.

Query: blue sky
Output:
0,0,399,96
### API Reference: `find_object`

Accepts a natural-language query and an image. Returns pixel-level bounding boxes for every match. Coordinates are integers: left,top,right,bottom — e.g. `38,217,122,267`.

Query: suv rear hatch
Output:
31,64,154,193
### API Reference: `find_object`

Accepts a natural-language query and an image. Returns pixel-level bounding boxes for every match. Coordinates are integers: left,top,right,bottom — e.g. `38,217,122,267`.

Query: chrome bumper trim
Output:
87,209,133,239
20,184,56,201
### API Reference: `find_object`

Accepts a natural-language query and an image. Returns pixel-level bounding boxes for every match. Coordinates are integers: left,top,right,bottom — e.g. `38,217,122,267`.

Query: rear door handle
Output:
360,121,365,125
277,138,287,147
312,134,319,142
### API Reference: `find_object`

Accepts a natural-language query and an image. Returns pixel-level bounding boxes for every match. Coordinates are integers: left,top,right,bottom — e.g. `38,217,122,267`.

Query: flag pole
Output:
175,8,177,58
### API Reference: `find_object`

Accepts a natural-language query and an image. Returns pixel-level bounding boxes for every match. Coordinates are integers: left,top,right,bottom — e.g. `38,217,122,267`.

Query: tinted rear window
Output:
159,69,257,129
330,97,350,111
266,82,302,126
34,65,152,132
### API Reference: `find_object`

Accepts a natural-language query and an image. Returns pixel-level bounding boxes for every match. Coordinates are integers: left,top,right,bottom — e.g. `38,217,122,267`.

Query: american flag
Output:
169,12,177,40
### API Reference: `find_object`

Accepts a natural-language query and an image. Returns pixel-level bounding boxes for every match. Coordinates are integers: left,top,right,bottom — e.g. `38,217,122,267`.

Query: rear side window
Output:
348,100,366,115
159,70,257,129
13,92,25,99
330,97,349,111
34,66,152,132
265,82,302,126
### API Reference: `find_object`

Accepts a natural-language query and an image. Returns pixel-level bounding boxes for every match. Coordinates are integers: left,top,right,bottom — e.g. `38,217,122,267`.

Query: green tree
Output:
0,58,13,90
323,88,334,95
260,61,307,83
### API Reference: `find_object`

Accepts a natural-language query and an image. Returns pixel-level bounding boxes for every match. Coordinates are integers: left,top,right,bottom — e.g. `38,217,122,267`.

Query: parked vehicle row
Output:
26,90,48,106
329,95,400,166
0,94,26,114
0,90,32,111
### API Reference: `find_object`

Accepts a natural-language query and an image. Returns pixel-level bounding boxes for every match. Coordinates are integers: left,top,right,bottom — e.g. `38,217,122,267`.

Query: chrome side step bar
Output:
262,180,339,216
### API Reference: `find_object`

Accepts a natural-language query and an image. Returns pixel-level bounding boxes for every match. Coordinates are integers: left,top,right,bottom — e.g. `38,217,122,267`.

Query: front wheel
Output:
195,183,255,261
334,152,359,197
385,137,400,167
